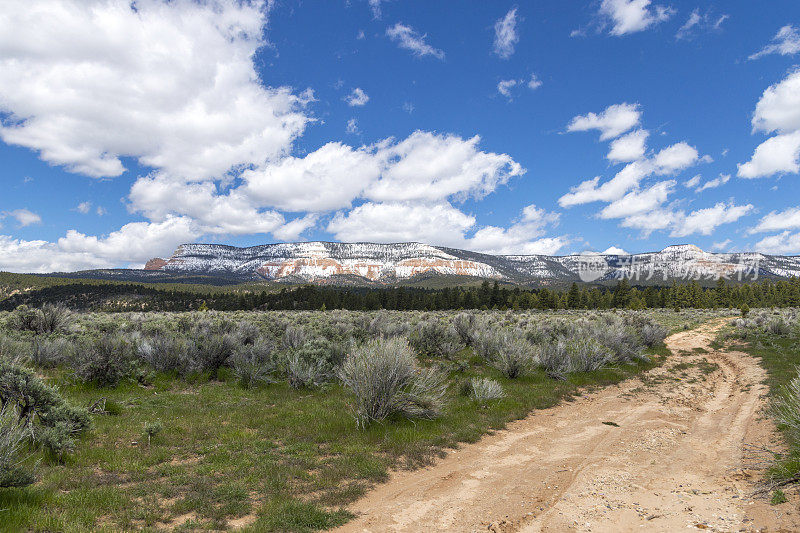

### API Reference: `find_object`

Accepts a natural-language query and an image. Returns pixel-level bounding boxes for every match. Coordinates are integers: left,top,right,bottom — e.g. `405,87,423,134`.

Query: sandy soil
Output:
333,320,800,532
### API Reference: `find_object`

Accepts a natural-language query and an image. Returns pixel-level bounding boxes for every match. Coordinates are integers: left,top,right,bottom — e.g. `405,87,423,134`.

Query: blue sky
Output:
1,0,800,272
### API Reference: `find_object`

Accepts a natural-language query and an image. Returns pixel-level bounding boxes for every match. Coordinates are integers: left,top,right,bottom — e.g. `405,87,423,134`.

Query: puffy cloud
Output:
559,160,652,207
695,173,730,192
363,131,525,203
386,23,445,60
345,88,370,107
710,239,732,251
749,207,800,234
327,201,566,255
0,0,311,180
751,70,800,135
346,118,360,135
670,202,754,237
738,131,800,178
739,70,800,178
0,216,199,273
749,24,800,60
607,129,649,162
598,180,675,219
129,174,298,236
567,103,641,140
755,231,800,255
3,209,42,227
493,8,519,59
467,205,563,255
75,202,92,214
675,9,728,40
652,141,699,174
599,0,674,37
327,202,475,245
602,246,629,255
684,174,701,188
561,143,696,207
241,142,380,212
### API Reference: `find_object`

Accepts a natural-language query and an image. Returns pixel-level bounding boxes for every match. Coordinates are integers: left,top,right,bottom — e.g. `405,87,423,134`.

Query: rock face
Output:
143,242,800,284
144,258,167,271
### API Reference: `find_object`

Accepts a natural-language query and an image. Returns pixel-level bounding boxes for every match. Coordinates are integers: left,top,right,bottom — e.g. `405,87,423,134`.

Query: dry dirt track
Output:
334,320,800,532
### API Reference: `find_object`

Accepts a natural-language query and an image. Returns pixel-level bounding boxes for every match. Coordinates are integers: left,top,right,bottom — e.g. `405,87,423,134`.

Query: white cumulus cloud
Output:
599,0,674,36
0,0,311,180
567,103,641,140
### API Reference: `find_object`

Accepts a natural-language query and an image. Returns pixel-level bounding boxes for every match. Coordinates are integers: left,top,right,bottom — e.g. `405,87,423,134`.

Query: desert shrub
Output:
0,360,91,462
0,406,35,488
282,325,308,351
137,334,193,375
34,304,73,334
452,312,476,346
472,327,500,361
338,337,447,428
492,330,534,379
234,321,261,345
142,420,163,446
31,337,73,368
286,353,330,389
565,338,613,373
640,323,668,347
467,377,504,403
231,339,279,389
295,337,348,369
767,318,791,336
75,334,134,387
10,304,72,334
593,323,643,362
771,368,800,439
408,320,463,359
191,332,237,378
0,335,26,364
538,339,571,380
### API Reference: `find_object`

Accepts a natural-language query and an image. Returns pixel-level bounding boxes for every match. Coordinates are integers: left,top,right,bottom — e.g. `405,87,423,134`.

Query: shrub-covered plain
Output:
0,306,730,531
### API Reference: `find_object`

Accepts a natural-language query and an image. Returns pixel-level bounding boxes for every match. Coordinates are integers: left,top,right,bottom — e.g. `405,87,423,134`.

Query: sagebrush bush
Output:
452,312,476,346
282,325,308,351
408,320,463,359
468,377,504,402
10,304,72,334
492,330,534,379
75,334,133,387
771,368,800,439
137,334,193,375
286,352,330,389
0,406,35,488
640,323,668,347
565,338,613,373
0,359,91,462
191,332,237,378
338,337,447,428
32,337,73,368
231,339,279,389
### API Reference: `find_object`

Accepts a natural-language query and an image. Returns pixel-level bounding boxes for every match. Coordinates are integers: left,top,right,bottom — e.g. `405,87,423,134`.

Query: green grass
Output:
0,343,669,532
730,324,800,490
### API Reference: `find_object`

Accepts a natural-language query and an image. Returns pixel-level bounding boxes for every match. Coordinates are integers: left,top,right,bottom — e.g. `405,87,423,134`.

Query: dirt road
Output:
335,320,799,532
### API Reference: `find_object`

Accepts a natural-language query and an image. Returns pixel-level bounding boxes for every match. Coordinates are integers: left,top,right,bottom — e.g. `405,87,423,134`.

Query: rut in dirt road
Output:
334,320,796,533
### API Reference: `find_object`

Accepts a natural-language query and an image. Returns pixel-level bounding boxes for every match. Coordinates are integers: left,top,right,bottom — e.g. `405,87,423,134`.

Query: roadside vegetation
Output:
0,306,727,531
724,309,800,500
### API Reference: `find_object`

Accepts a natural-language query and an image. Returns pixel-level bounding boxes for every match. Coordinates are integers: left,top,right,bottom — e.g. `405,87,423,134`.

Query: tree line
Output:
3,276,800,312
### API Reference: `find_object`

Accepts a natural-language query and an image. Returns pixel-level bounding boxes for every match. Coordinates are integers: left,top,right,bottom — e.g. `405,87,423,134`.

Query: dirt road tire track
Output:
333,319,799,532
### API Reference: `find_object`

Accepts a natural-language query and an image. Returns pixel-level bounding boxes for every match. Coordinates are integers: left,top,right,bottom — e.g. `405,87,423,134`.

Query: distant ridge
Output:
123,241,800,285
